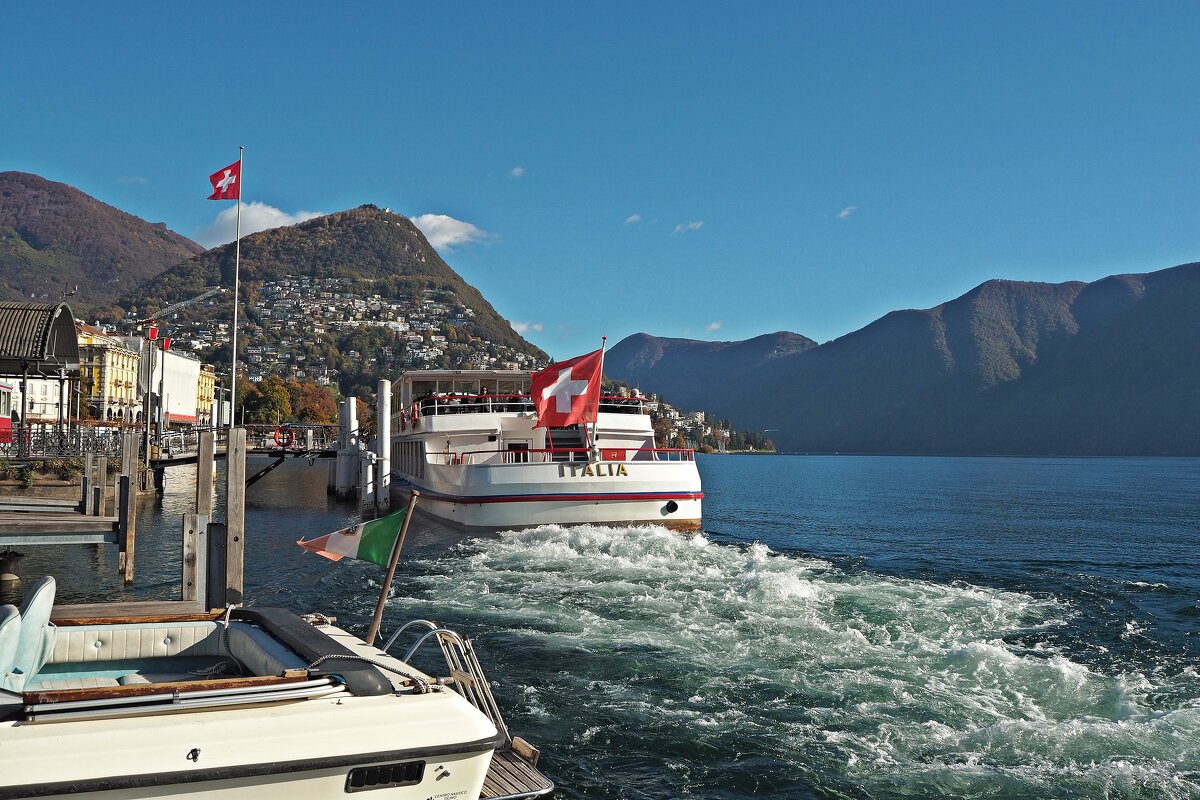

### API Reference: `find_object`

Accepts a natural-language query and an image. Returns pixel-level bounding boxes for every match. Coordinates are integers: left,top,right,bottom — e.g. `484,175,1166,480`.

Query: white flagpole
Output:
592,336,607,456
228,145,244,433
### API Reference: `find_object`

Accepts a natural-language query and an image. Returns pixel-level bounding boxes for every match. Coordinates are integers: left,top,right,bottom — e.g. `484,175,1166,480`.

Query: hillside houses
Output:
130,276,540,388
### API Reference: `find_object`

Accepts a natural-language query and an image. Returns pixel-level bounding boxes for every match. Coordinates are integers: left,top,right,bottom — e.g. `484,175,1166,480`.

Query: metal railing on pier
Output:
0,423,343,465
0,426,126,460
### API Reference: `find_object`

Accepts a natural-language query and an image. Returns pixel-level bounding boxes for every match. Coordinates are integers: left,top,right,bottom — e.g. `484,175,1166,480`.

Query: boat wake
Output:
378,525,1200,799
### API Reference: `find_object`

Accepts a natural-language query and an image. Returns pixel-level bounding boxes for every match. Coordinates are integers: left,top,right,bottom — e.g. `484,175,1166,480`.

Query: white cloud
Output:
705,320,723,332
196,202,324,247
625,213,642,225
412,213,489,251
510,166,525,178
511,321,544,334
672,220,704,235
837,206,857,220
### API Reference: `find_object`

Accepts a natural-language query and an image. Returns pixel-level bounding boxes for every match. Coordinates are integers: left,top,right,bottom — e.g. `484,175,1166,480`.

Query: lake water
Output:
14,455,1200,799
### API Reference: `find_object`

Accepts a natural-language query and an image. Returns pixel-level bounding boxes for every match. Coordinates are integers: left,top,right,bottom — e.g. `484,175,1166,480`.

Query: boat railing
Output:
21,677,347,723
406,393,649,421
428,446,695,465
382,620,511,744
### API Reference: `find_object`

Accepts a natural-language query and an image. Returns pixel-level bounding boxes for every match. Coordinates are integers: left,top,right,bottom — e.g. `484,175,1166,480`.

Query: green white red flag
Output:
296,508,408,565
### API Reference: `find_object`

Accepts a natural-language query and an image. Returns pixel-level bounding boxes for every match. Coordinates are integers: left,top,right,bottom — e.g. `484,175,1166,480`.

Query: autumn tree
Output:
286,379,338,423
242,375,292,424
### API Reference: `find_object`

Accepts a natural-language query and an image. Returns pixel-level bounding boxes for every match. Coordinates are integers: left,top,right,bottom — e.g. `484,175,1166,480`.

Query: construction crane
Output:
134,286,226,325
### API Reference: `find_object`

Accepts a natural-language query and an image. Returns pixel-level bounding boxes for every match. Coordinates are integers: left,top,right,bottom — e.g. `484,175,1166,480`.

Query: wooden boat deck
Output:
481,749,555,799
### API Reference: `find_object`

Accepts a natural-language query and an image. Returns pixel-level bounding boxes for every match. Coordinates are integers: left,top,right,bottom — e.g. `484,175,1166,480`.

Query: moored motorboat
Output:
0,577,552,799
389,369,702,531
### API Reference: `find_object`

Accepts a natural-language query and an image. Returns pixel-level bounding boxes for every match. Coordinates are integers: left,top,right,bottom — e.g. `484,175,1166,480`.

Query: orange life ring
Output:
274,426,295,448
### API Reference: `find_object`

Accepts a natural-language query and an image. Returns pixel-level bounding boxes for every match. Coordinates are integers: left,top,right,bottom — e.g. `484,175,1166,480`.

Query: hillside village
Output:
107,274,765,449
126,275,542,386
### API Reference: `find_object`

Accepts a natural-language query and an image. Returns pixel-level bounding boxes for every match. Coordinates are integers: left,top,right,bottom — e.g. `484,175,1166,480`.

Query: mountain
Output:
607,263,1200,455
123,204,543,357
606,331,818,413
120,205,547,395
0,172,204,315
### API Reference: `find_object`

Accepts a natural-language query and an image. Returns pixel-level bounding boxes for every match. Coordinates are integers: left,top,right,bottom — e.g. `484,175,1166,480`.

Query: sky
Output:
5,2,1200,360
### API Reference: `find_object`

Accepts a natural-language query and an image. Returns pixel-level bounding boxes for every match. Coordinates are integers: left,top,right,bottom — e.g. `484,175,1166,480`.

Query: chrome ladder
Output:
383,620,553,800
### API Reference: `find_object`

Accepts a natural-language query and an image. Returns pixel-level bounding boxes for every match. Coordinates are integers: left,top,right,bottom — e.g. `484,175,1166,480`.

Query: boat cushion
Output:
227,623,308,676
50,621,224,663
11,577,56,692
28,676,120,690
0,605,20,691
40,620,306,689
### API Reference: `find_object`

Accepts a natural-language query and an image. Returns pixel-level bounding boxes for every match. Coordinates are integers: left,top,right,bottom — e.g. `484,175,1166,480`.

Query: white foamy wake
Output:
385,525,1200,798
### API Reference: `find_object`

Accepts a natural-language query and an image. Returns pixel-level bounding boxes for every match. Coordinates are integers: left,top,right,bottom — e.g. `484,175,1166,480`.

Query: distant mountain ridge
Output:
607,263,1200,455
0,171,203,315
607,331,817,413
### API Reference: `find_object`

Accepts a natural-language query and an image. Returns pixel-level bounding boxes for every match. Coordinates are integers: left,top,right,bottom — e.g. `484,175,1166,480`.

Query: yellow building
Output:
197,364,216,426
77,323,141,423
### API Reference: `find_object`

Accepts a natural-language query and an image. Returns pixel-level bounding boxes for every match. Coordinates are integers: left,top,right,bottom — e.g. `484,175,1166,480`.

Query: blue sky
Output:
5,3,1200,360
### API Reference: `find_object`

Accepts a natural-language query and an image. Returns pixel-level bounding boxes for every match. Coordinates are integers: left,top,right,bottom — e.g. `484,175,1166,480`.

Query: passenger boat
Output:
389,369,702,531
0,576,553,799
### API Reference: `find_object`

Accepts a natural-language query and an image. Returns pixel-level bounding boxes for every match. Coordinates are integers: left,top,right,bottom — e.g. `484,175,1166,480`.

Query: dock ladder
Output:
383,620,553,800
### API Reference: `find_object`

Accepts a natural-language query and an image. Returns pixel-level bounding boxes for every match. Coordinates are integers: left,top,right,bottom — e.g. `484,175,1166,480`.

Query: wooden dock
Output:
0,512,120,545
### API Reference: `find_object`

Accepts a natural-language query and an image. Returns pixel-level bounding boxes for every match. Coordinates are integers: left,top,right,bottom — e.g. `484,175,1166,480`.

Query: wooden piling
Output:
224,428,246,607
95,456,108,514
82,453,93,513
205,523,228,610
197,431,215,519
181,513,208,603
119,430,138,584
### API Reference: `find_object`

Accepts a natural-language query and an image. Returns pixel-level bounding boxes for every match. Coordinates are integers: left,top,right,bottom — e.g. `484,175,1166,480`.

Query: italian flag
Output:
297,508,408,566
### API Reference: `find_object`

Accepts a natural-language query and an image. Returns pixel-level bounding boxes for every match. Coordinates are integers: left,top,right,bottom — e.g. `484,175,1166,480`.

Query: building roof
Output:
0,302,81,376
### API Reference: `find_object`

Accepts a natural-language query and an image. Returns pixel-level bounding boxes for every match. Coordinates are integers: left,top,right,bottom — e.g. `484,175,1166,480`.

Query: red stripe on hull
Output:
417,490,703,506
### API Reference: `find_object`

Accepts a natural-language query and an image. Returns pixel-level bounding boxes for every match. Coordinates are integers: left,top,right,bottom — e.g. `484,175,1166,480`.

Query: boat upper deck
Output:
392,369,652,424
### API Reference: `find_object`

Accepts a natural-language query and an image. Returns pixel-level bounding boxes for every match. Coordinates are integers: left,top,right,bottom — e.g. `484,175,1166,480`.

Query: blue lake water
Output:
14,454,1200,799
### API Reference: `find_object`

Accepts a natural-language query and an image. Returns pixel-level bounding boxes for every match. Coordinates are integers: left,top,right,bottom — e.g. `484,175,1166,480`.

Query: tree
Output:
242,375,292,424
286,379,338,423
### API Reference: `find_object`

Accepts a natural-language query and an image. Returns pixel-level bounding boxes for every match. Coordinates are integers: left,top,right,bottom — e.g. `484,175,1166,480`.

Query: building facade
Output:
78,323,141,423
197,364,216,426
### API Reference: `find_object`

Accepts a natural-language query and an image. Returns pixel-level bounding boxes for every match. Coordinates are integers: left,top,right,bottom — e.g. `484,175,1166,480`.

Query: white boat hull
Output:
1,614,547,800
388,370,703,531
399,460,702,531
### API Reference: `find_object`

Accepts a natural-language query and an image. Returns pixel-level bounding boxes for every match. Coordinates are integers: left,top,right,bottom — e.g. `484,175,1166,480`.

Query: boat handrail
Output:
412,393,649,418
381,620,511,744
427,446,695,465
23,677,346,723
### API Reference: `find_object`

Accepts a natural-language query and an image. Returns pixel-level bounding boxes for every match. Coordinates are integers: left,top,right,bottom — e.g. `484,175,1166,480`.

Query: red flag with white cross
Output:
531,348,604,429
208,160,241,200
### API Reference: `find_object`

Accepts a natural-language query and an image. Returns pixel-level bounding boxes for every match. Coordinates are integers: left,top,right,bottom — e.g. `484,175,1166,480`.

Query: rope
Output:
305,653,433,694
219,605,249,676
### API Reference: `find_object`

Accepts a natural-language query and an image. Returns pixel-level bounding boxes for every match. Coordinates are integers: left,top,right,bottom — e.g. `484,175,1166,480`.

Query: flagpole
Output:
228,145,244,433
366,491,420,647
592,336,607,457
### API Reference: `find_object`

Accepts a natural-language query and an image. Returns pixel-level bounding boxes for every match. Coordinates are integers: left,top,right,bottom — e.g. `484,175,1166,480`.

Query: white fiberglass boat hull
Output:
400,459,702,531
0,612,544,800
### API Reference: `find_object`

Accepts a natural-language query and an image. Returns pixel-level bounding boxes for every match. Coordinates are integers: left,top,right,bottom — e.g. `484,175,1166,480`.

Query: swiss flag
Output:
208,160,241,200
531,348,604,429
